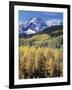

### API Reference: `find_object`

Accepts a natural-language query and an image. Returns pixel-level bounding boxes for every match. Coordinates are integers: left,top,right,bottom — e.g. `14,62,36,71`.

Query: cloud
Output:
19,21,23,25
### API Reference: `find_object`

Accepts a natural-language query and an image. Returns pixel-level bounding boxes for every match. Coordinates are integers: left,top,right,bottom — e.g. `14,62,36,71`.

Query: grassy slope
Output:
19,28,63,49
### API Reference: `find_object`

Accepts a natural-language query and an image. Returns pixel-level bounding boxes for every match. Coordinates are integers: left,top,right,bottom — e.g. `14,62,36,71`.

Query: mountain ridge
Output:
19,17,63,36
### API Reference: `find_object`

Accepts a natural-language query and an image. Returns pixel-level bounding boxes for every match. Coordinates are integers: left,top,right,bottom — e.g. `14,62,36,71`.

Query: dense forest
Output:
19,46,63,79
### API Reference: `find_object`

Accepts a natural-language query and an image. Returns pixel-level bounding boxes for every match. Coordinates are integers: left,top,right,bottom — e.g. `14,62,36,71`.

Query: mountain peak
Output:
19,17,48,34
19,17,63,35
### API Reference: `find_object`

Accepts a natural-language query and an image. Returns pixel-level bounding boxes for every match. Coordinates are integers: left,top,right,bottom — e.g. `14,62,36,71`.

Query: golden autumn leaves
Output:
19,46,63,79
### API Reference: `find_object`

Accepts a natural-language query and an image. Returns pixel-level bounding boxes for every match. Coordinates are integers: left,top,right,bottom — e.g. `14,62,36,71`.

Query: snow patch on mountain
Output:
45,19,62,27
24,29,36,34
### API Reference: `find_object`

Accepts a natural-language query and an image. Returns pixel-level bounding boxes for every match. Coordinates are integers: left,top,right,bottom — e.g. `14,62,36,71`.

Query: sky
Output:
19,10,63,24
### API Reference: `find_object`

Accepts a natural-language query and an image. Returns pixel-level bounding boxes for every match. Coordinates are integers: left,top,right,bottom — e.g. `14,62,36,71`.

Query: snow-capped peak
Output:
19,18,63,35
29,17,38,23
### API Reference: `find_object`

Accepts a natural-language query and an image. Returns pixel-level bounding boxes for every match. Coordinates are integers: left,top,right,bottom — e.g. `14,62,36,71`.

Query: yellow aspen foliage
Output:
34,47,43,70
54,49,61,60
19,46,63,79
19,46,30,78
25,47,36,72
19,46,25,57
